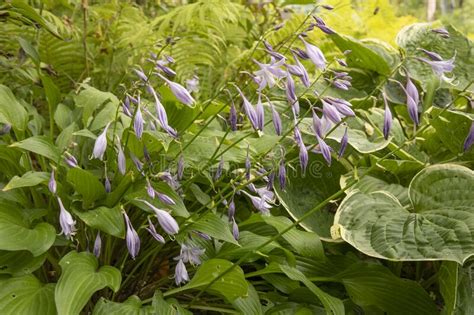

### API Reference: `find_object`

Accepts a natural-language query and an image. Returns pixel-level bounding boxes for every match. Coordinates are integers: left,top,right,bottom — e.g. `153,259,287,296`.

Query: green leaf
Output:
55,251,121,315
331,34,391,75
274,154,345,241
334,164,474,263
0,200,55,256
0,250,46,276
67,168,106,207
74,85,119,128
0,84,28,131
75,206,125,238
0,274,55,315
18,37,40,65
183,259,248,302
232,283,263,315
3,171,49,191
186,213,239,245
279,264,344,315
10,136,61,161
334,263,437,314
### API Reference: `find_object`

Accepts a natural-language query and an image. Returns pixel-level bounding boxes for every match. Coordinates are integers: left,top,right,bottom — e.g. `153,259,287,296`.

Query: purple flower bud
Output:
116,141,126,175
382,92,392,140
123,211,140,259
325,97,355,117
338,127,348,158
292,48,309,60
299,144,308,174
156,73,195,106
228,198,235,219
157,192,176,205
143,145,151,162
164,55,175,63
321,4,334,10
322,100,342,123
286,72,297,104
140,200,179,235
294,125,303,147
133,69,148,82
48,170,57,194
231,217,239,241
266,171,275,190
256,94,265,131
405,76,420,125
64,153,78,168
316,135,332,165
175,259,189,285
278,159,286,190
337,58,348,67
241,191,272,215
269,101,282,136
300,36,326,69
214,156,224,180
245,147,251,180
155,63,176,77
122,97,132,117
419,48,443,61
57,197,76,240
130,153,143,172
432,28,450,38
274,22,284,31
263,40,273,51
146,179,155,199
229,99,238,131
134,104,144,139
194,231,212,241
177,155,185,180
146,217,165,243
463,122,474,152
104,174,111,193
92,123,110,160
93,232,101,258
237,87,259,131
314,22,336,35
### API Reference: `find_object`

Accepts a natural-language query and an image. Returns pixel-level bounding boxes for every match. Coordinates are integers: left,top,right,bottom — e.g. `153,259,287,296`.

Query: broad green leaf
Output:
397,23,474,92
334,263,437,314
18,37,40,65
9,0,61,38
183,259,248,302
55,251,121,315
279,264,344,315
0,274,55,315
439,261,460,315
232,283,263,315
274,155,345,241
331,34,391,75
334,164,474,263
75,206,125,238
186,213,239,245
74,85,119,127
67,168,106,207
0,200,55,256
3,171,49,191
10,136,61,161
41,75,61,112
0,250,46,276
217,231,283,262
0,84,28,131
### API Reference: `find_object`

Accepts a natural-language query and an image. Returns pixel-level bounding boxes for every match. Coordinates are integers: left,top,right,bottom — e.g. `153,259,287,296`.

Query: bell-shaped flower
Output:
338,127,349,158
93,232,102,258
146,217,166,243
92,123,110,160
57,197,76,240
405,76,420,125
174,259,189,285
48,170,57,194
123,211,140,259
300,36,326,69
231,217,239,241
139,200,179,235
156,73,195,106
176,244,205,265
316,135,332,165
133,103,144,139
253,57,286,90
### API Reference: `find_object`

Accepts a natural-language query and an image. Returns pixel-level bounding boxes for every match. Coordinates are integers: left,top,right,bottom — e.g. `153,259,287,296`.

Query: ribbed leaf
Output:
0,250,46,276
74,206,125,238
10,136,61,161
0,84,28,131
67,168,106,207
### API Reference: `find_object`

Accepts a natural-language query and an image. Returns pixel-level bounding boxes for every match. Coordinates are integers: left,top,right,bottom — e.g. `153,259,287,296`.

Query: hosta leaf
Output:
0,201,55,256
334,164,474,263
232,283,263,315
183,259,248,302
74,206,125,238
74,85,119,127
0,274,56,315
55,251,121,315
275,155,345,241
0,84,28,131
10,136,61,161
0,250,46,276
67,168,106,207
2,171,49,191
185,213,238,245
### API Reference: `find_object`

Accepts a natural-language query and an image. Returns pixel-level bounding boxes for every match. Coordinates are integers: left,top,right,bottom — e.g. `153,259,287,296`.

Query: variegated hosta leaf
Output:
333,164,474,264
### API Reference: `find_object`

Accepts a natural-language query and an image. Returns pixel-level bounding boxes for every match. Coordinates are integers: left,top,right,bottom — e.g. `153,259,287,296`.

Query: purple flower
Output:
237,88,259,131
134,103,144,139
383,92,392,140
405,76,420,125
338,127,348,158
157,192,176,205
92,123,110,160
104,174,111,193
286,72,298,107
419,48,443,61
93,232,101,258
147,85,177,137
312,16,336,35
57,197,76,239
229,98,238,131
294,125,303,146
177,155,185,180
231,217,239,241
194,231,211,241
176,244,205,265
146,179,155,199
322,100,342,123
122,96,132,117
48,170,57,194
175,259,189,285
130,153,143,172
241,191,272,215
300,36,326,69
214,156,224,180
116,141,126,175
133,69,148,82
299,144,308,173
253,58,286,90
186,75,199,93
292,48,309,60
337,58,348,67
316,135,332,165
312,110,332,138
266,171,275,191
321,4,334,10
325,97,355,117
156,73,195,106
269,101,282,135
146,217,166,243
278,159,286,190
432,28,450,38
140,200,179,235
228,198,235,219
256,94,265,131
463,122,474,152
64,153,78,168
155,62,176,77
419,54,455,79
123,211,140,259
